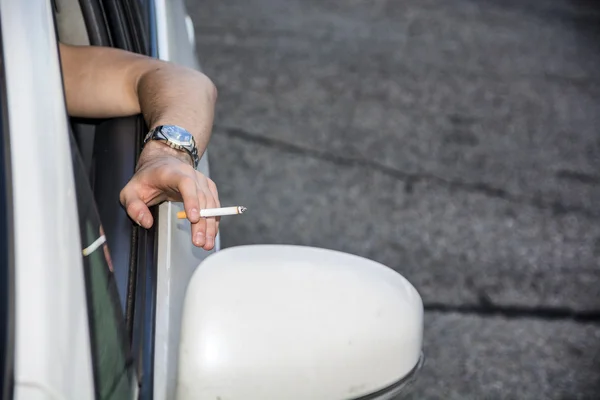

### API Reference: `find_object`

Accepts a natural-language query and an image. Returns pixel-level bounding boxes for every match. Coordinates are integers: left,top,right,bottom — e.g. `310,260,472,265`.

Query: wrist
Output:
139,140,195,167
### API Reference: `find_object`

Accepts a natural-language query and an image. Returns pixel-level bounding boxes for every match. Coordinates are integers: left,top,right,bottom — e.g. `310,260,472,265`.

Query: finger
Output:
120,188,154,229
177,176,201,223
214,218,220,241
207,178,221,237
203,190,217,250
190,191,207,248
207,178,220,206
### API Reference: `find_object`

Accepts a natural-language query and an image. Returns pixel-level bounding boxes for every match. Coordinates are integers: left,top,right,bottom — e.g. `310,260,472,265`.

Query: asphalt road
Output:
185,0,600,398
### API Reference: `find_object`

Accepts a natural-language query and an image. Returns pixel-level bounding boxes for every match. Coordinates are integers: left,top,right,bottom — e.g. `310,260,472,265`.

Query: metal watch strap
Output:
143,125,200,169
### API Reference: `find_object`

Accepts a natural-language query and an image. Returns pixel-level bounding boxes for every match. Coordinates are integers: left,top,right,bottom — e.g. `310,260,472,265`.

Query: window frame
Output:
0,12,15,400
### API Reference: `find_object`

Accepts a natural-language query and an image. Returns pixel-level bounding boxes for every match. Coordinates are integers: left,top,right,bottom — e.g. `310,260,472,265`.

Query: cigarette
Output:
177,206,247,219
82,235,107,256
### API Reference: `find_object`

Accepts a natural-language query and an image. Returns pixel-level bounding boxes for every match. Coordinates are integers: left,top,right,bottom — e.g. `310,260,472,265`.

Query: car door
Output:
149,2,222,398
57,1,218,398
1,0,100,398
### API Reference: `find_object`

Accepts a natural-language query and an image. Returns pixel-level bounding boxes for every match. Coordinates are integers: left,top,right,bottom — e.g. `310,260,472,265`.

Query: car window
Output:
134,0,154,57
70,131,136,399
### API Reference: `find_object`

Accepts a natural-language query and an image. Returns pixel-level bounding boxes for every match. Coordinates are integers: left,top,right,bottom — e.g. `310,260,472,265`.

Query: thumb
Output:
120,188,154,229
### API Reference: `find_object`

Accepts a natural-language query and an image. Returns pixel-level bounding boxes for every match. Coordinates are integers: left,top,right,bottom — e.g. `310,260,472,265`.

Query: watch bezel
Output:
160,125,193,147
143,125,200,169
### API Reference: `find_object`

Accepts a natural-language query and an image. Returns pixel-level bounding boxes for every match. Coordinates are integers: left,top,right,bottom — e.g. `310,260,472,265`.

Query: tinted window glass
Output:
70,132,135,399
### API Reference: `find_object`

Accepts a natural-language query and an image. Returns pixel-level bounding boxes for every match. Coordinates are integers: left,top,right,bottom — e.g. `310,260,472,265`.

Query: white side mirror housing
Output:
177,245,423,400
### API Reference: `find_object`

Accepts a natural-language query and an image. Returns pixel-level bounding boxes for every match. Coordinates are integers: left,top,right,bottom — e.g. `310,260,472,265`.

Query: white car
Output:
0,0,424,399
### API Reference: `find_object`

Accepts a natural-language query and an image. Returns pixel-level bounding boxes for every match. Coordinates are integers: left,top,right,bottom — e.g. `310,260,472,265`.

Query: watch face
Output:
162,125,193,146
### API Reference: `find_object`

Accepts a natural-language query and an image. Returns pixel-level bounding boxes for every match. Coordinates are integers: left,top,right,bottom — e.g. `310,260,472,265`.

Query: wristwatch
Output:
143,125,200,169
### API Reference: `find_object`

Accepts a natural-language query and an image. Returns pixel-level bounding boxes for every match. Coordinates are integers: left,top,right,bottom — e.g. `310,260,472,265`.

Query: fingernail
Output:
206,236,214,248
194,232,205,246
189,208,199,220
136,213,145,227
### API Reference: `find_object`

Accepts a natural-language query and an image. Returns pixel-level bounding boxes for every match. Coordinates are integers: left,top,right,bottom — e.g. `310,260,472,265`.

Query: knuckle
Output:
206,197,216,208
207,179,218,192
157,167,176,182
180,176,197,190
120,184,137,205
119,189,127,205
126,203,139,214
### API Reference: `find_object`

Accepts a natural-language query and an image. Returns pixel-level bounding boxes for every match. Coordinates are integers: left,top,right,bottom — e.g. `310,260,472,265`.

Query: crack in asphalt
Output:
217,125,599,219
424,302,600,324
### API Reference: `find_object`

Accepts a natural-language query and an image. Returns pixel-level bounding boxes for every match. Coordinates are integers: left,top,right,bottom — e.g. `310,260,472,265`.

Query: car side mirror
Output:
176,245,424,400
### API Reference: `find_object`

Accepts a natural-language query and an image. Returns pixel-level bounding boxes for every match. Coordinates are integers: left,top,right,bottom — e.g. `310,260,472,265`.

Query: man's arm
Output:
60,43,216,152
60,43,220,250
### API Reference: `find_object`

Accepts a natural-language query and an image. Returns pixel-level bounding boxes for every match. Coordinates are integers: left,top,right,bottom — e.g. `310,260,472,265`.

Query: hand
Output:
119,141,220,250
